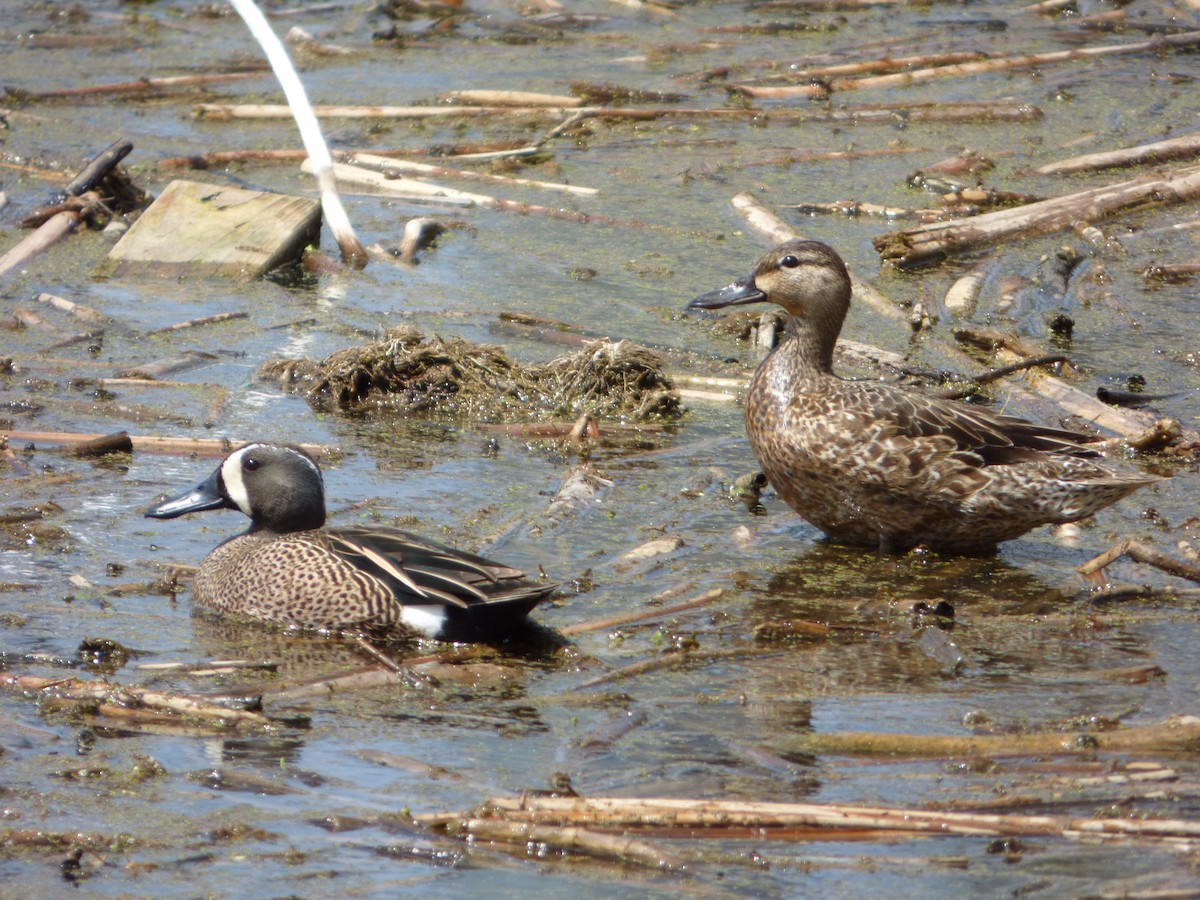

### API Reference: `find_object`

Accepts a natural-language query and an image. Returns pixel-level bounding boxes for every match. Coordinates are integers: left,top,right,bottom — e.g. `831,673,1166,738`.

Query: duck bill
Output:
687,275,766,310
145,469,231,519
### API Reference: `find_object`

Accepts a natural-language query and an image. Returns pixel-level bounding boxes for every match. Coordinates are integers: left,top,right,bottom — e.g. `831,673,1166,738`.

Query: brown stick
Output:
434,794,1200,841
67,431,134,457
571,648,776,690
144,312,249,334
0,210,82,278
35,292,108,325
559,587,725,636
1033,129,1200,175
1077,539,1200,585
439,819,687,870
736,31,1200,99
2,674,272,728
21,71,267,101
0,430,335,458
875,165,1200,267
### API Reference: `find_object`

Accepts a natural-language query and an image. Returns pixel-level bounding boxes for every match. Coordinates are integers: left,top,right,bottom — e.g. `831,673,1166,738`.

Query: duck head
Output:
688,239,853,370
145,442,326,533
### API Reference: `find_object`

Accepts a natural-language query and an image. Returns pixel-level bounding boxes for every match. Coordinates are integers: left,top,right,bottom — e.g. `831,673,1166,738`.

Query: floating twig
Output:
559,586,725,636
349,152,598,196
572,647,776,690
735,31,1200,98
422,792,1200,842
144,312,249,334
0,430,334,458
1034,129,1200,175
874,165,1200,268
1077,539,1200,586
18,71,267,101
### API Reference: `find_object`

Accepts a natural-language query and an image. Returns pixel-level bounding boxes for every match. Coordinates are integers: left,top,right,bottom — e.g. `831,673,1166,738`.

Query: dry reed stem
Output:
571,648,777,690
2,674,272,728
875,165,1200,267
433,793,1200,841
1078,539,1200,585
22,71,266,101
0,430,334,458
442,819,686,870
1033,129,1200,175
737,31,1200,99
559,587,725,636
349,152,597,196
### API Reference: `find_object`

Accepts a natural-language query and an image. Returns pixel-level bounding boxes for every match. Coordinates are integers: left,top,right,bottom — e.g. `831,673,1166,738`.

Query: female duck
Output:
146,442,555,638
689,240,1159,553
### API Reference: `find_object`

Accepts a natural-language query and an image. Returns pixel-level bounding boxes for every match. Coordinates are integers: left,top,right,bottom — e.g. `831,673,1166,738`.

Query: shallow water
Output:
3,0,1200,895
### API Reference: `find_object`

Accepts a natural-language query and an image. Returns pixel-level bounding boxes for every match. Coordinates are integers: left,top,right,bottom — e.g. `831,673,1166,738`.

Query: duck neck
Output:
778,312,837,377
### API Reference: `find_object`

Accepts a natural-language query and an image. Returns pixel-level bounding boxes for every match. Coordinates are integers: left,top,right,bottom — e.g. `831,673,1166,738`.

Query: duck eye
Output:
244,457,260,472
780,255,800,268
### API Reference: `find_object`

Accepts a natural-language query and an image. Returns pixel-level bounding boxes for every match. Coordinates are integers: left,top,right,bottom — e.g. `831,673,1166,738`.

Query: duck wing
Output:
327,526,552,611
860,381,1105,463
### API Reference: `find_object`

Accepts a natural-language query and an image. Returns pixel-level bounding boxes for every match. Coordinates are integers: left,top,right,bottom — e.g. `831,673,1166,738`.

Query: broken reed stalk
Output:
421,794,1200,842
775,715,1200,758
1077,539,1200,585
558,587,725,636
0,140,131,278
23,71,266,101
874,165,1200,267
0,429,334,458
194,100,1040,127
735,30,1200,98
348,152,598,196
226,0,366,267
438,819,686,871
0,206,83,278
1,673,272,728
571,647,777,690
726,193,1174,441
1033,128,1200,175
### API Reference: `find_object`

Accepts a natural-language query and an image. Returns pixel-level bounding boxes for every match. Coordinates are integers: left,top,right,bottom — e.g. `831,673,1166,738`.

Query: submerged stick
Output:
23,71,266,101
440,819,686,871
559,587,725,636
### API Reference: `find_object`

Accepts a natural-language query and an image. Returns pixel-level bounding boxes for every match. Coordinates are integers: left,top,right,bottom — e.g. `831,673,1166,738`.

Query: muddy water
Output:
3,0,1200,895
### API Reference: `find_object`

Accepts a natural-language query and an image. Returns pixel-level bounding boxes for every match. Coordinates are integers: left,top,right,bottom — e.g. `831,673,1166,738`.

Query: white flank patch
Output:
220,447,255,516
400,605,447,638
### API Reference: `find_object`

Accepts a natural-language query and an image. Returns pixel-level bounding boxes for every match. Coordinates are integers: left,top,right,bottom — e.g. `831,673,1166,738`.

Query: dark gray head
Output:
145,442,326,533
688,240,853,371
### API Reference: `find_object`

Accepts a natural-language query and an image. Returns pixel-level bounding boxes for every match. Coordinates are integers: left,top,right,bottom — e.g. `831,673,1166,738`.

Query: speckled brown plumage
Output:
690,240,1160,553
146,443,554,638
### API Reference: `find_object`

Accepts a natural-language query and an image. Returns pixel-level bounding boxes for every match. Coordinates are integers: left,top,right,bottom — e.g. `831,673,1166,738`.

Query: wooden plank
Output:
98,179,321,279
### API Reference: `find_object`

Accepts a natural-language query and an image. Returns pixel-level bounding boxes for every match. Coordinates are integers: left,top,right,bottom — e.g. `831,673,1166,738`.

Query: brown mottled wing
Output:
854,381,1103,462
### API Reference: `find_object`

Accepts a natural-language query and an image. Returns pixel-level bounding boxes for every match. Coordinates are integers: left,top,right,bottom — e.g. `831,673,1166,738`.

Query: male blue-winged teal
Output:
689,240,1160,553
145,442,555,638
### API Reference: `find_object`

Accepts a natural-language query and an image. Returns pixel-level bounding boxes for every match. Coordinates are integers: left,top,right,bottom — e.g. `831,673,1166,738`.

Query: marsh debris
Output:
261,326,682,423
